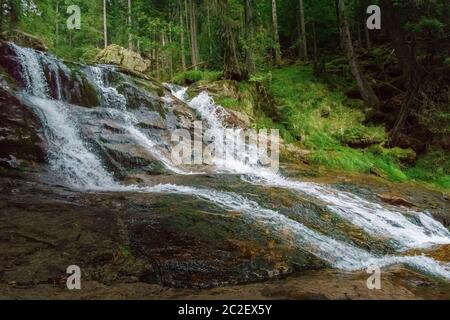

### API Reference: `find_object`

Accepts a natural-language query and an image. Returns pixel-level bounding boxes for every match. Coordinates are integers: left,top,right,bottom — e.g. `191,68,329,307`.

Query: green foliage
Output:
444,57,450,67
5,0,449,190
405,149,450,189
215,97,240,109
173,70,222,85
265,65,448,187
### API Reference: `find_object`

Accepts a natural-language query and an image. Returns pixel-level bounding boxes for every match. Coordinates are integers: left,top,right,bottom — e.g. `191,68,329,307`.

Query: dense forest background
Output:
1,0,449,189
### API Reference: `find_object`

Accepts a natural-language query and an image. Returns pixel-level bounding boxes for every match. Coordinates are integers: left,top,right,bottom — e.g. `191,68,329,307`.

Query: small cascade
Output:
10,43,49,98
84,65,189,175
84,66,128,110
173,87,450,251
10,44,117,189
25,96,118,189
40,54,71,101
133,183,450,280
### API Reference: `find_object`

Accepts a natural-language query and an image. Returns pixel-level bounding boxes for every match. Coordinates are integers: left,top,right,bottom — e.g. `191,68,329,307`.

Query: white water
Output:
172,87,450,251
10,44,450,281
11,44,115,189
85,66,189,175
24,96,117,189
130,184,450,280
11,43,49,98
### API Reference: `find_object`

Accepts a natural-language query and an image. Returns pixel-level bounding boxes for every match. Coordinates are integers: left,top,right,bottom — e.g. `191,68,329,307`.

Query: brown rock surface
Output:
96,45,151,73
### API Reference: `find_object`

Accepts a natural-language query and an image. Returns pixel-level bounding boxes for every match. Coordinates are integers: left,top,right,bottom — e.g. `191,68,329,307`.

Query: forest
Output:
1,0,449,189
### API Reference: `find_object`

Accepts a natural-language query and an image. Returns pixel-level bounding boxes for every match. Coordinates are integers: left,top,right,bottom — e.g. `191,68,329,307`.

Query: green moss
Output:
405,149,450,189
336,126,386,147
118,245,132,258
173,70,222,85
262,65,447,185
215,97,240,110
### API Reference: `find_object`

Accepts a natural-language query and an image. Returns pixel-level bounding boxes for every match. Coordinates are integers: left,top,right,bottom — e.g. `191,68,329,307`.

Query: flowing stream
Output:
9,43,450,281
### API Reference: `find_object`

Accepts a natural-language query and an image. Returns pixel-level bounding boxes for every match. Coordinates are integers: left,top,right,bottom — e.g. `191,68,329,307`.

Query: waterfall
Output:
10,44,117,189
84,66,190,175
23,96,118,189
11,43,49,98
8,43,450,281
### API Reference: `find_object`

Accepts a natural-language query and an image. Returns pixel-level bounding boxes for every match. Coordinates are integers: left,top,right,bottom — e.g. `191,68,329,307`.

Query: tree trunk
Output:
362,0,371,50
313,19,317,62
244,0,255,75
272,0,281,66
299,0,308,61
189,0,199,69
207,3,213,60
215,0,243,80
178,0,186,71
364,22,371,50
337,0,379,109
380,0,421,145
127,0,132,50
184,0,191,60
103,0,108,48
55,1,59,47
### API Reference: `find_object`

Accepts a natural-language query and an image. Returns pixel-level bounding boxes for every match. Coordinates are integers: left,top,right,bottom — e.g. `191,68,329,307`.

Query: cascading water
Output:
9,43,450,281
84,66,189,175
23,96,118,189
169,86,450,276
11,44,116,189
11,43,49,98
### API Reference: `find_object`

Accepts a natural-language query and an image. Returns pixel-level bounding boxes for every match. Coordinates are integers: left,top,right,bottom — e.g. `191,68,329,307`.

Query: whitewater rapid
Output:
170,86,450,251
10,43,450,281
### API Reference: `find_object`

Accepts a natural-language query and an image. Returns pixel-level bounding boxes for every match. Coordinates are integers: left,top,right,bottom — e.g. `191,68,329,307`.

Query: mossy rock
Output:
0,30,47,51
339,127,386,149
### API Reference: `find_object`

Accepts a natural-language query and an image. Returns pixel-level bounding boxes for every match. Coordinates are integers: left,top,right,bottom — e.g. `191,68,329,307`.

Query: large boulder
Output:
0,30,47,52
96,45,151,73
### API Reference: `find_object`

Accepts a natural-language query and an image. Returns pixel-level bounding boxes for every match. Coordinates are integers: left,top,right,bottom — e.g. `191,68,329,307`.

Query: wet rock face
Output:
43,65,100,108
0,40,100,107
128,193,325,288
0,41,25,87
0,178,324,290
0,87,46,165
117,81,164,112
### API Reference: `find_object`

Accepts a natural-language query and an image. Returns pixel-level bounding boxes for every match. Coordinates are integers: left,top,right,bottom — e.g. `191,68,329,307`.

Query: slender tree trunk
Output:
216,0,242,80
337,0,379,108
380,0,421,145
169,22,174,78
313,19,317,62
244,0,255,75
364,22,371,50
357,22,362,47
184,0,191,59
334,0,343,49
189,0,199,69
296,8,302,58
178,0,186,71
299,0,308,60
206,3,213,60
103,0,108,48
272,0,281,66
193,2,200,65
363,0,371,50
127,0,133,50
55,1,59,47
